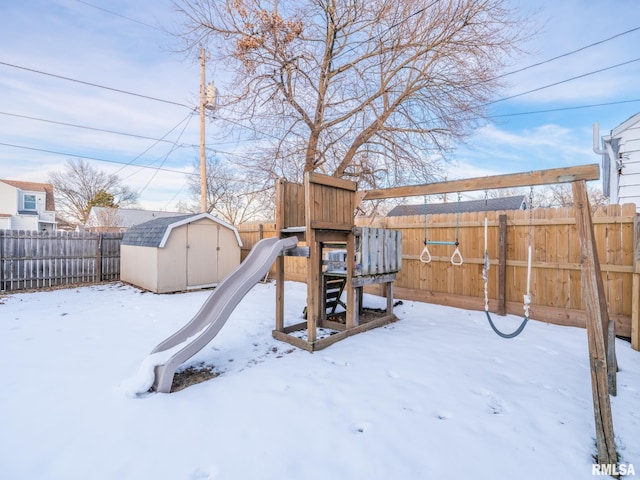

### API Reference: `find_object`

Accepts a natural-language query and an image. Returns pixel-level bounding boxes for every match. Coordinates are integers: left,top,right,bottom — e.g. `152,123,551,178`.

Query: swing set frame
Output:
361,163,618,465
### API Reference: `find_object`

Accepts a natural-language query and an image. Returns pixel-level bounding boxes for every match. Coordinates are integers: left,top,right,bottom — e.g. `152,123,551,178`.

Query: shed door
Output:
186,223,219,287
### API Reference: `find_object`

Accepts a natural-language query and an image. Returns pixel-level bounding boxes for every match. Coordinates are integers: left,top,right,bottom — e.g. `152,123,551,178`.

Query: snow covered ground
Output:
1,281,638,480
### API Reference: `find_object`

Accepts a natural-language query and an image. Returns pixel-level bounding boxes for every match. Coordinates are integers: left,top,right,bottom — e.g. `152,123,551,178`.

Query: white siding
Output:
615,126,640,208
0,182,18,215
10,215,39,230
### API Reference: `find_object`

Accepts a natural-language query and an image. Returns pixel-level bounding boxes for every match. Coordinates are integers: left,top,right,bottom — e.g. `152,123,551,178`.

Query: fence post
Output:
497,214,507,316
0,229,4,291
96,233,103,282
632,215,640,351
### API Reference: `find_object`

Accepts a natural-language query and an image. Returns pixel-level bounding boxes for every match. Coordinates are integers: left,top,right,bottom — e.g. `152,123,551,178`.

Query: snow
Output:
1,281,638,479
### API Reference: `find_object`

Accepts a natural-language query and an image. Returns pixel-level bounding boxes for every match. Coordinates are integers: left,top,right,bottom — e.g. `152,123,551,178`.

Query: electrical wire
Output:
137,114,194,195
115,111,196,177
0,60,192,109
485,57,640,106
488,98,640,118
0,110,197,147
0,141,194,176
73,0,164,32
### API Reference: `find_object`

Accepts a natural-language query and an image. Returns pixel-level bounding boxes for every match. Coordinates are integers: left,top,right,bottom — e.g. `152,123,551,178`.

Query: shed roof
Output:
387,195,526,217
122,213,243,248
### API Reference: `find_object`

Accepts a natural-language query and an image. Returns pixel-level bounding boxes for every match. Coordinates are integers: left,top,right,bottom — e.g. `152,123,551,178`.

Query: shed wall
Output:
157,225,188,293
121,245,159,292
217,225,241,279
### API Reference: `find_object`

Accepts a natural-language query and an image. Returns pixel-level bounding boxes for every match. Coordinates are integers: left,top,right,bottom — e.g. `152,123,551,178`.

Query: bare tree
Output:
177,157,272,223
174,0,530,188
85,207,124,233
532,183,606,209
49,159,138,226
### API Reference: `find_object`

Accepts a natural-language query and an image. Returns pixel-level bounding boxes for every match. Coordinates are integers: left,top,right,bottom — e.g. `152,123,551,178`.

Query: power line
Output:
488,98,640,118
486,57,640,106
495,25,640,81
0,60,193,109
0,110,197,147
0,141,194,176
73,0,164,32
137,115,194,195
111,112,196,176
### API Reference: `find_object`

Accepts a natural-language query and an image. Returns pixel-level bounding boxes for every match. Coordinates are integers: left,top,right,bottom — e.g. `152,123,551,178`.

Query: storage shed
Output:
121,213,243,293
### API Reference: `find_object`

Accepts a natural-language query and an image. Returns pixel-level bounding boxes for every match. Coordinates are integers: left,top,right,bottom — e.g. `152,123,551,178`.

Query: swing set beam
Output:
362,164,600,200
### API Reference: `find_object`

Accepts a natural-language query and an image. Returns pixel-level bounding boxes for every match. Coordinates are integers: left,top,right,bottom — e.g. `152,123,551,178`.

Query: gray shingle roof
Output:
121,213,244,248
121,215,192,247
387,195,526,217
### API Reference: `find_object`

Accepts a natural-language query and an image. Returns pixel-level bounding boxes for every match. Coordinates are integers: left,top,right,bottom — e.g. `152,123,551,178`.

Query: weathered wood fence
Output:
237,203,640,343
0,230,122,292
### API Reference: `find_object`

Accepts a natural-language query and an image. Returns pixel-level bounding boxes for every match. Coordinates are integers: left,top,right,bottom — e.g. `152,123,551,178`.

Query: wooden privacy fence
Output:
237,203,640,340
0,230,122,292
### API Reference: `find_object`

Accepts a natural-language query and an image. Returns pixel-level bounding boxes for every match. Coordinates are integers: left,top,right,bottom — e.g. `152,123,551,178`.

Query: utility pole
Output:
199,46,207,213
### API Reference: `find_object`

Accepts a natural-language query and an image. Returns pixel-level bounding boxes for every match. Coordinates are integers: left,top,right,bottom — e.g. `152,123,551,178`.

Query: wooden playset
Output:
272,173,402,352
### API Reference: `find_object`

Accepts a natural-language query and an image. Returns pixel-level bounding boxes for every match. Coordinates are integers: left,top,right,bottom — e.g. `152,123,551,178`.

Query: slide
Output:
146,236,298,393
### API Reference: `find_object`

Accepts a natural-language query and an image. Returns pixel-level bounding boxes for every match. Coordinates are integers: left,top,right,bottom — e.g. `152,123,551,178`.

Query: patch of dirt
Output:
171,363,221,393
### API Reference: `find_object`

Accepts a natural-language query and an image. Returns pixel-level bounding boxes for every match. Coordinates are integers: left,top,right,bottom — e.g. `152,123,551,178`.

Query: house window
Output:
23,194,37,210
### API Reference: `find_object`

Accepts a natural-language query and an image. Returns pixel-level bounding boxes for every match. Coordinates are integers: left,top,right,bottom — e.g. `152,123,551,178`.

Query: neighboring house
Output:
84,207,185,233
386,195,526,217
0,179,56,231
597,112,640,210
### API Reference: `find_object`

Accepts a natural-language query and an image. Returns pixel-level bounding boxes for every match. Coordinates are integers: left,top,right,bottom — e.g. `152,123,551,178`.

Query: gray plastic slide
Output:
149,235,298,393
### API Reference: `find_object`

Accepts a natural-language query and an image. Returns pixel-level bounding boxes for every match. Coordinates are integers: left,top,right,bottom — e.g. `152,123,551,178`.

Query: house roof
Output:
387,195,526,217
611,112,640,138
85,207,186,229
122,213,243,248
0,179,55,211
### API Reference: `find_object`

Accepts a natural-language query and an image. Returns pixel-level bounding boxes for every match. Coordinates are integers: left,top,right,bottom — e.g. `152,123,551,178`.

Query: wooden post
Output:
306,233,320,343
633,273,640,351
275,255,285,332
0,229,4,292
498,214,507,316
345,233,356,328
572,180,617,465
96,233,103,283
275,180,285,332
632,215,640,351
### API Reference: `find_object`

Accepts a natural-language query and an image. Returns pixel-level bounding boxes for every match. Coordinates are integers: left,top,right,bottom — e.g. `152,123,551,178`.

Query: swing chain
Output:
523,186,534,319
420,196,431,263
482,190,490,312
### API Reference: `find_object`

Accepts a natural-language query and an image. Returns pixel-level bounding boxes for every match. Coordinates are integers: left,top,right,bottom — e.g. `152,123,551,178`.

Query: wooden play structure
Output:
272,173,402,352
268,163,617,465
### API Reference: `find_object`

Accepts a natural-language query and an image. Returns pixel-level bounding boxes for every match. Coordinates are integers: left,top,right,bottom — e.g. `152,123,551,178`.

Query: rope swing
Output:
420,194,463,266
483,189,533,339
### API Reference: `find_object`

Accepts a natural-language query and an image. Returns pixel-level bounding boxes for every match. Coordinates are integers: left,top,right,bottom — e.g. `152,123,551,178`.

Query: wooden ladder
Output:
324,275,347,314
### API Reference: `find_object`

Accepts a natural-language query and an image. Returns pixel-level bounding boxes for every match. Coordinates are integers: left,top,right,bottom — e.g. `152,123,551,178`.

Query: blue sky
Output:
1,0,639,210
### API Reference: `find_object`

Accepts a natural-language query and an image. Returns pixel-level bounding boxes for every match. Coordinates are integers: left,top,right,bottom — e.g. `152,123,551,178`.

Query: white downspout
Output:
593,123,605,155
593,123,620,203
